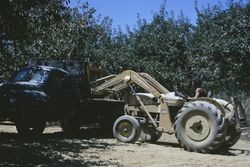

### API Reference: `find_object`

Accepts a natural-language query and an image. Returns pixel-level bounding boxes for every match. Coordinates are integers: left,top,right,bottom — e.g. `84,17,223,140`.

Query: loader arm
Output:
139,73,169,94
93,70,163,98
92,70,174,133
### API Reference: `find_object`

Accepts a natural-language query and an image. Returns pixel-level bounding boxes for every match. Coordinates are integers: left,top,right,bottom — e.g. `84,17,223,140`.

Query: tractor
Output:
92,70,246,153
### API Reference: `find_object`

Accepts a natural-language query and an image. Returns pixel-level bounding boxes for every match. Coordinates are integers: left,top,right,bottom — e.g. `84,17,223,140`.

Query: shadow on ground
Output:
152,141,181,149
0,128,120,167
1,127,250,166
153,138,250,156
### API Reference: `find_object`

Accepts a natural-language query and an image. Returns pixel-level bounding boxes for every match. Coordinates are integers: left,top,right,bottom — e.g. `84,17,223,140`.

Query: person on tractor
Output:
191,76,208,98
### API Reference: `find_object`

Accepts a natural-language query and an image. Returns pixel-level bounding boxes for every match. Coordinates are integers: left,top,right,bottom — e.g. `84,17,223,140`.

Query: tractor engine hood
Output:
135,92,185,107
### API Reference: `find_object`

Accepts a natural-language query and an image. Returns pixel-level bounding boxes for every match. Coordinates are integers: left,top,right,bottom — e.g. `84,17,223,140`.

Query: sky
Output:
69,0,240,29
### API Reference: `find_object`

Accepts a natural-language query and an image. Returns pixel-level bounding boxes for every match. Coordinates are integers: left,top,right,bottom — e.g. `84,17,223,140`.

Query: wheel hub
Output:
185,115,210,141
117,121,133,138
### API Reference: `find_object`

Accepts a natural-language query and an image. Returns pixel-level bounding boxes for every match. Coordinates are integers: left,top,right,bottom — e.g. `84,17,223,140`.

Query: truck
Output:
0,60,123,136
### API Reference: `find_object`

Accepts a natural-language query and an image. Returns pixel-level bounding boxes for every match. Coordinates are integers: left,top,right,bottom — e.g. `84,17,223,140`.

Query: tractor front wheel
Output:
113,115,140,143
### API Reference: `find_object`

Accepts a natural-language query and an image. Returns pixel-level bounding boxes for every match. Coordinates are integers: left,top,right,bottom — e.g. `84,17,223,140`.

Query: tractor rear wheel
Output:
174,101,227,153
215,99,242,150
219,121,241,150
113,115,140,143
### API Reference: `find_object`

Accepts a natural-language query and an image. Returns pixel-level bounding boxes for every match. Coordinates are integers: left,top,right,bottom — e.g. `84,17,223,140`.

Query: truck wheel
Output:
113,115,140,143
60,115,81,134
15,109,46,137
140,124,162,142
174,101,227,153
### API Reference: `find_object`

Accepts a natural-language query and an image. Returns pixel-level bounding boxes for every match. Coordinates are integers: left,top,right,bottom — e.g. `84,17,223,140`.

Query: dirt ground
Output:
0,124,250,167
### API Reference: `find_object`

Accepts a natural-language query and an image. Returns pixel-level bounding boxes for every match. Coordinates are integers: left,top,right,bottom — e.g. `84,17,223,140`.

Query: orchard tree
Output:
189,1,250,94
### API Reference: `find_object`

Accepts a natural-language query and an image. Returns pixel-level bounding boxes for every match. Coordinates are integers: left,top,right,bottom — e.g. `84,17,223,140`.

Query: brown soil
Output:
0,124,250,167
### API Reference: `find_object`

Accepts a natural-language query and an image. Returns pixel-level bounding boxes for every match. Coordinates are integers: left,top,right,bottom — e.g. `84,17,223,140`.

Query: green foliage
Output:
190,1,250,94
0,0,72,78
131,6,192,91
0,0,249,96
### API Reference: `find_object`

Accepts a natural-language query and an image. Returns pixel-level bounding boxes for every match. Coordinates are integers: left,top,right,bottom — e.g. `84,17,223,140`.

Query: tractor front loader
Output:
92,70,245,153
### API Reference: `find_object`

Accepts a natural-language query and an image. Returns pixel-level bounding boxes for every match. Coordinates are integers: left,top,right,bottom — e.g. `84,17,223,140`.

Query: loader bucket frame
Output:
92,70,175,133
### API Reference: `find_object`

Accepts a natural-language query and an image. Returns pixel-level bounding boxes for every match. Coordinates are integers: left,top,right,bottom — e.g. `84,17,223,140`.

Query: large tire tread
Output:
174,101,227,153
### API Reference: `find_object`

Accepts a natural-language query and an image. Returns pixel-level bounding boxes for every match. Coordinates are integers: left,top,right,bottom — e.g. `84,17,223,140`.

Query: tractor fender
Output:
188,97,228,116
213,98,235,119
